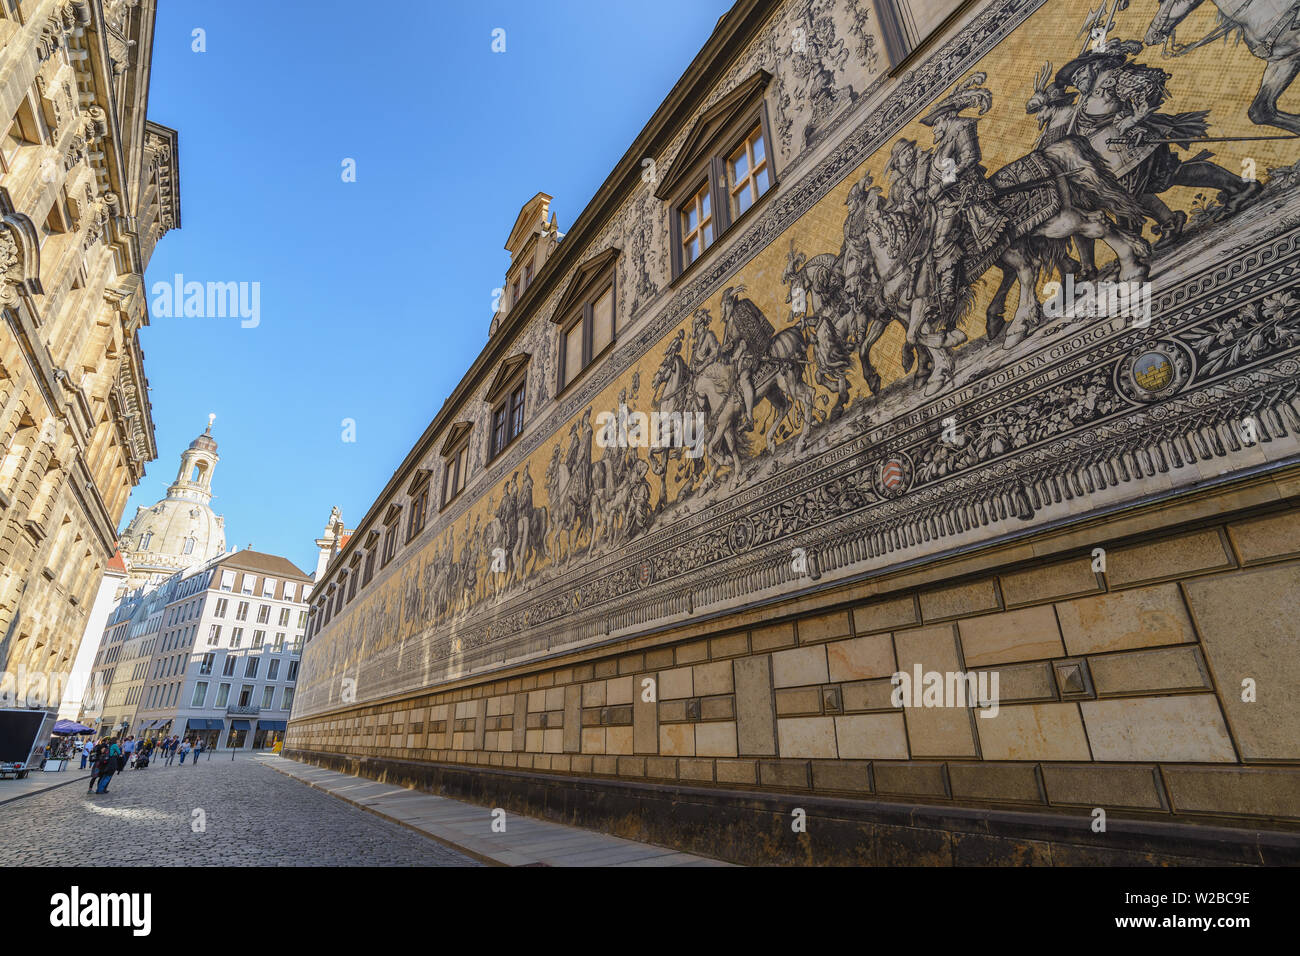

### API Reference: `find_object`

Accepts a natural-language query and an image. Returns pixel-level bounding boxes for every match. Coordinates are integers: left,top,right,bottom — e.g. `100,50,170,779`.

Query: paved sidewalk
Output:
262,754,730,867
0,767,89,805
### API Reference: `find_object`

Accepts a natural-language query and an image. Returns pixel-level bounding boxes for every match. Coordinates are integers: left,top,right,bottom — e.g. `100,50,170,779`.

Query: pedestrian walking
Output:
79,740,91,770
119,735,134,773
92,739,120,794
163,737,175,766
86,741,104,792
178,740,190,764
194,739,204,764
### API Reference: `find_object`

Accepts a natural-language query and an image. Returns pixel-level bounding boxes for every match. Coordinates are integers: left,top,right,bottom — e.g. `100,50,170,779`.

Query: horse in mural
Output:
648,332,706,509
1144,0,1300,136
781,246,859,420
545,443,592,563
680,290,815,493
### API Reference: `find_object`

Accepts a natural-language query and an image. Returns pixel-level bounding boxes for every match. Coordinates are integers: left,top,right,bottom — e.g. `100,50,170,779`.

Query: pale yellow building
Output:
0,0,178,750
292,0,1300,864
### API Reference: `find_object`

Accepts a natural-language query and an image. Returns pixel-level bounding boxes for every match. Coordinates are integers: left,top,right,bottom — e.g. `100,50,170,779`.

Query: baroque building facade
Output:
0,0,178,749
290,0,1300,864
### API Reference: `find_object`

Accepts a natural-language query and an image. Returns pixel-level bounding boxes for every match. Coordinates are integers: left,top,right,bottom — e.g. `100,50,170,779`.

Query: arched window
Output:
140,531,153,551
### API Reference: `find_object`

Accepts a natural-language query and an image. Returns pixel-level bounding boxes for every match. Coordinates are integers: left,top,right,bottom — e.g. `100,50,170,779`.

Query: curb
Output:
258,756,508,866
0,771,92,806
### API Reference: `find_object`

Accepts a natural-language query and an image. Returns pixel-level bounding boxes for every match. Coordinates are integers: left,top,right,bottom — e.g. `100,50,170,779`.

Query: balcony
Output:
226,704,261,716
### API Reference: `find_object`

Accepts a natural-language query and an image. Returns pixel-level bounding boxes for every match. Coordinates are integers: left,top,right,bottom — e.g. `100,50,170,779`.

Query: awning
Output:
230,719,251,731
186,718,222,730
257,720,286,731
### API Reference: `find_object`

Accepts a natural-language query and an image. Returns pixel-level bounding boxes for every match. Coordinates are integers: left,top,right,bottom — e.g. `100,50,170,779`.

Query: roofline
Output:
321,0,776,582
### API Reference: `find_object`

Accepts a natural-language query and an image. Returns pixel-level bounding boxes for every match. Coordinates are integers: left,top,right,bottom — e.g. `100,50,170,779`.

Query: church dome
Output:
121,497,226,577
118,416,227,586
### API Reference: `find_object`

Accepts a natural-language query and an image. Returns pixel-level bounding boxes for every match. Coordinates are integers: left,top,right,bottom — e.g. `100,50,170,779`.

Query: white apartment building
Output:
86,549,312,750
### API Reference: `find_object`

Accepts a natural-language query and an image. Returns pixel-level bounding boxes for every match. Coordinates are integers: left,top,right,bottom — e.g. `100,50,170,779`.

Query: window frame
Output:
440,426,473,510
489,377,527,461
658,71,777,283
406,472,431,542
555,274,617,396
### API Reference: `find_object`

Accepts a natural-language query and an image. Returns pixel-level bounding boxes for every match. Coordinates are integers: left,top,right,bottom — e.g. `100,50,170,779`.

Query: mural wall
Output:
295,0,1300,719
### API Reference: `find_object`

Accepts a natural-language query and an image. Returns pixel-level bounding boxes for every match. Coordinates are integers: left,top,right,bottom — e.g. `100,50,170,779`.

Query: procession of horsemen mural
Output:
339,0,1300,662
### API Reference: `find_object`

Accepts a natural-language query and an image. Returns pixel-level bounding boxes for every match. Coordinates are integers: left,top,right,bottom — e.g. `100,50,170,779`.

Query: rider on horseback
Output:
921,80,1012,325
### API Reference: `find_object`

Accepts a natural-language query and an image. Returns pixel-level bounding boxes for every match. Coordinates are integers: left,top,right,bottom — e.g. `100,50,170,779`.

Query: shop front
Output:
185,718,222,751
226,719,252,750
253,719,285,751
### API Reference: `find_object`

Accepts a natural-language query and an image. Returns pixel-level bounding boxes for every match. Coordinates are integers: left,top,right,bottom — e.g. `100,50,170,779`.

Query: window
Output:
291,637,303,657
191,682,208,708
199,653,214,676
207,625,221,647
245,658,259,678
238,684,254,707
281,687,295,711
278,607,290,627
268,658,281,681
489,376,526,460
657,71,776,279
183,537,195,555
381,516,400,567
287,661,300,681
241,574,255,595
140,531,153,550
261,685,275,709
727,124,769,218
252,630,265,649
262,578,276,598
680,181,714,266
297,610,307,629
223,656,237,677
273,633,285,653
553,249,619,391
215,598,228,617
216,683,230,707
283,582,297,602
346,567,359,602
406,475,430,541
256,604,270,624
236,601,249,621
230,627,243,649
441,426,472,507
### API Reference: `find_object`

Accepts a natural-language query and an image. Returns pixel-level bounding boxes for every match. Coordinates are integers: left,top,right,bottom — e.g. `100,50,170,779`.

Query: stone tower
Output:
314,506,349,581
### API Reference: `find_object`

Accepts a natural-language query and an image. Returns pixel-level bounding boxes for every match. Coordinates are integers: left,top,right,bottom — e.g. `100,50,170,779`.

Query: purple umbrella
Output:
51,720,94,735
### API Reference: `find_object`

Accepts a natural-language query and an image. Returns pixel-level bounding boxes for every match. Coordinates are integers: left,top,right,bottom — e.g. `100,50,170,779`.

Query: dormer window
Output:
380,504,401,567
552,247,619,393
491,382,525,459
680,182,713,267
727,124,769,218
440,422,473,508
485,354,530,461
657,71,776,280
406,471,431,542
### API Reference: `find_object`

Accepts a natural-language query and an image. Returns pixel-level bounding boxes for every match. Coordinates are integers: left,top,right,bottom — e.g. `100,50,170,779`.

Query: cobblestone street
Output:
0,755,479,866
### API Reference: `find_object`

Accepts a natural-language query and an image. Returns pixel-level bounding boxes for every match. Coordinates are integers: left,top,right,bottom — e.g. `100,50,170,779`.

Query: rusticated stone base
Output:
283,748,1300,866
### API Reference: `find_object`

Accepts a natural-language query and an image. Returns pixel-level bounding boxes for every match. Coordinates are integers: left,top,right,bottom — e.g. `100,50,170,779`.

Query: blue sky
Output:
131,0,732,574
